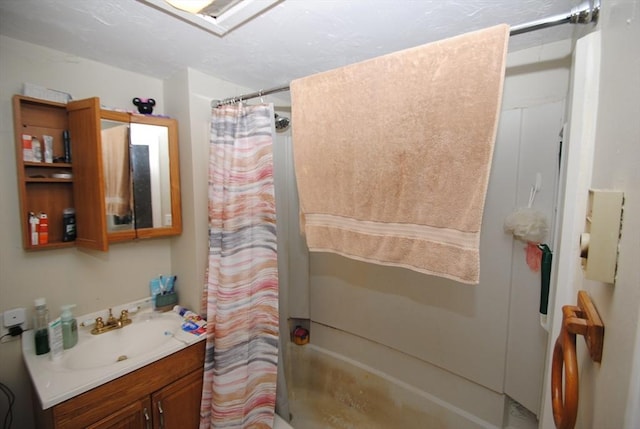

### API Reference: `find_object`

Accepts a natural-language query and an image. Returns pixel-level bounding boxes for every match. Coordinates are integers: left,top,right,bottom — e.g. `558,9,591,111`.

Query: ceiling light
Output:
165,0,215,14
140,0,281,36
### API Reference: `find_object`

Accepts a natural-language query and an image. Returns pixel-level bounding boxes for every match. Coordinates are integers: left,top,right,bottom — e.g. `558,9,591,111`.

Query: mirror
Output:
100,113,181,240
101,118,133,232
130,123,172,229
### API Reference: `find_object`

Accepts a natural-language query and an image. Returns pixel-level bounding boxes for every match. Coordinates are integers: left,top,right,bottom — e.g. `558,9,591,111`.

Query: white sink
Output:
62,311,183,370
23,300,206,410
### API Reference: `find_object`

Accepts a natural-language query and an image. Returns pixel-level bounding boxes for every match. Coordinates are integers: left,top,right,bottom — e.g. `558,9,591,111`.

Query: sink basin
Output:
23,299,206,410
62,312,183,370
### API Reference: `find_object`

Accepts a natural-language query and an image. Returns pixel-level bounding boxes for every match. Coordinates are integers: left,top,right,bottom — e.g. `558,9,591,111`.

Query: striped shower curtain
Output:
200,103,279,429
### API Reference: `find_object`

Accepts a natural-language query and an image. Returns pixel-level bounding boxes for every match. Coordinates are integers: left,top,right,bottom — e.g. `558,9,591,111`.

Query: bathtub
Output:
274,413,294,429
285,344,467,429
280,330,539,429
284,342,504,429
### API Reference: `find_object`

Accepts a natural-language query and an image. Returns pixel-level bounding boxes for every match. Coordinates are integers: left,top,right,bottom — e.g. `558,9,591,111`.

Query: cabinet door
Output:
152,368,203,429
86,397,152,429
67,97,109,251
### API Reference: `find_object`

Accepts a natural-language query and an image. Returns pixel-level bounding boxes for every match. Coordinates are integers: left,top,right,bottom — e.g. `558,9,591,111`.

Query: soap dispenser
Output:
60,305,78,349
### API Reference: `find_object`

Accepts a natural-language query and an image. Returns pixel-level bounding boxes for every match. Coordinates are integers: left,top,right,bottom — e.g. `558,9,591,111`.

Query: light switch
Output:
581,189,624,284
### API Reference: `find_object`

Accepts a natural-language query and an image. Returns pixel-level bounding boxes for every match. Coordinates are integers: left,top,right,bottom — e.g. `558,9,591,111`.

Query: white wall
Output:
587,1,640,424
0,34,293,425
539,1,640,428
0,35,174,428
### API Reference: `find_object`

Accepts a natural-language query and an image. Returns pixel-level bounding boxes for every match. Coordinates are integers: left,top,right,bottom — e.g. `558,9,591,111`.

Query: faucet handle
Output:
95,316,104,329
119,309,132,327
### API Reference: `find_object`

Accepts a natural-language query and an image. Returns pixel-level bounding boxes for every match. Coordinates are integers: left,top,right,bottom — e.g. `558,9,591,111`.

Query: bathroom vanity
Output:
23,305,205,428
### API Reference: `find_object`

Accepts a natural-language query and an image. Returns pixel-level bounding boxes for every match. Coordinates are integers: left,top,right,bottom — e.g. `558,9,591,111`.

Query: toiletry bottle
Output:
38,212,49,245
60,305,78,349
33,298,50,355
62,208,76,242
173,305,203,321
48,318,64,361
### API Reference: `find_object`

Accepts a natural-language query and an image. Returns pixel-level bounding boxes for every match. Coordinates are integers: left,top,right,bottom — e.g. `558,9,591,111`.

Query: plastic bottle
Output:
62,208,76,242
33,298,50,355
172,305,202,321
60,304,78,349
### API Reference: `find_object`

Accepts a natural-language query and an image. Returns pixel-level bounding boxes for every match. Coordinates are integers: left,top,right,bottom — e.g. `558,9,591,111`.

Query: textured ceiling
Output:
0,0,581,93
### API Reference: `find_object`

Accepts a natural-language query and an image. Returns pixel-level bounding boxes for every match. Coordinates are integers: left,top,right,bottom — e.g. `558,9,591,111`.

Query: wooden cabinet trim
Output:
51,341,205,429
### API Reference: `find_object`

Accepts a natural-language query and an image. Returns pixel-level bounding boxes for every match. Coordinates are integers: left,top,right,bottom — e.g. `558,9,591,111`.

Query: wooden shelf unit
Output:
13,95,75,250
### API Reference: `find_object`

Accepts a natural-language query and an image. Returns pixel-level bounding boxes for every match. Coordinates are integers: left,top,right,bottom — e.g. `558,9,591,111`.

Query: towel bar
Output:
551,290,604,429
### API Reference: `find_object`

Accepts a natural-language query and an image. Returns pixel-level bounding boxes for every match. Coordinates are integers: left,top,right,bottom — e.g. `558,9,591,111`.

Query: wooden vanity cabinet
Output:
85,398,151,429
37,341,205,429
151,368,203,428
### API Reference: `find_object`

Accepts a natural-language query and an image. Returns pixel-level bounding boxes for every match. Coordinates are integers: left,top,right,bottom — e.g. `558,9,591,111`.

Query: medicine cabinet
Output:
12,95,182,251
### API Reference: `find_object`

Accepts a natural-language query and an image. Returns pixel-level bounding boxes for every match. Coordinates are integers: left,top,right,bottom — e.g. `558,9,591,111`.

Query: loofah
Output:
504,207,548,243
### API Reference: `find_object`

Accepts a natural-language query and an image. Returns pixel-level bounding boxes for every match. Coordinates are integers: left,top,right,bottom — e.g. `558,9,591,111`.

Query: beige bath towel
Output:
101,124,131,217
291,24,509,284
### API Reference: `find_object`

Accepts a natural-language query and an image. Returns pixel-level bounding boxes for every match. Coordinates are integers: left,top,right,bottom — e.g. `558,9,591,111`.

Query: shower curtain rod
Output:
212,0,599,108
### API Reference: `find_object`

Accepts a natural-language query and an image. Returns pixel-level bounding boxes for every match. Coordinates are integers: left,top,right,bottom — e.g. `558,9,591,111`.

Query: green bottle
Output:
60,304,78,350
34,298,50,355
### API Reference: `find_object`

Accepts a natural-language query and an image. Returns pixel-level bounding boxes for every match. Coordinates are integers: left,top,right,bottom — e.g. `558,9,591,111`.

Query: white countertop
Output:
23,302,206,409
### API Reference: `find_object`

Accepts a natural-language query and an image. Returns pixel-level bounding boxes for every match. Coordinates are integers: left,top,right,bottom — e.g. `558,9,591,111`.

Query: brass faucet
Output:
91,308,132,335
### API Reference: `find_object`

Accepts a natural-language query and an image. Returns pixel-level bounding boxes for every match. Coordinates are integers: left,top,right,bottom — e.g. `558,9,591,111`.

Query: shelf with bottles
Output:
13,95,75,250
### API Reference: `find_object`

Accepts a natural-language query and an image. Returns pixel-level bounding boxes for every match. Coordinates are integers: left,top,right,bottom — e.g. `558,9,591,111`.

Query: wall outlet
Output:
3,307,26,327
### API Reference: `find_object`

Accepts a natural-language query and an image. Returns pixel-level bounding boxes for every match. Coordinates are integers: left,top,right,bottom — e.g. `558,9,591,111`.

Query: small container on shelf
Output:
29,212,39,246
38,212,49,245
32,137,42,163
62,208,76,242
22,134,33,162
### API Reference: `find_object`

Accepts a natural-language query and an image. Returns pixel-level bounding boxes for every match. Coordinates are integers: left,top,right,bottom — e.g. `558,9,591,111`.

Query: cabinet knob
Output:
143,407,151,429
158,401,165,429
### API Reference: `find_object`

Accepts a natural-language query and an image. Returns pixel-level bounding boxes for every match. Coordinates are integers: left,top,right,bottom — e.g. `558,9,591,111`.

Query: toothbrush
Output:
159,275,166,295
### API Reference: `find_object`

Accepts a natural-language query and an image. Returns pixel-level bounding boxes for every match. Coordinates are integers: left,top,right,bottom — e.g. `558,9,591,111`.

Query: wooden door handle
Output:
551,291,604,429
551,308,579,429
